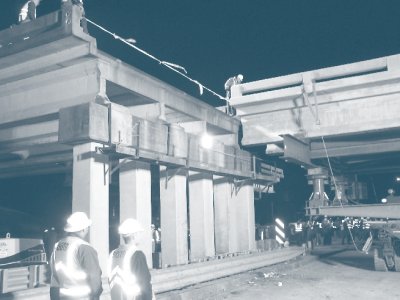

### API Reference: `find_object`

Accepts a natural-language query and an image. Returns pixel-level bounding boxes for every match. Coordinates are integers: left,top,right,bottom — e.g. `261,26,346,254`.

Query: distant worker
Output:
224,74,243,116
50,212,103,300
322,216,333,245
151,224,161,253
61,0,88,33
19,0,41,24
341,218,351,245
294,219,304,246
108,218,154,300
384,188,400,204
43,227,58,262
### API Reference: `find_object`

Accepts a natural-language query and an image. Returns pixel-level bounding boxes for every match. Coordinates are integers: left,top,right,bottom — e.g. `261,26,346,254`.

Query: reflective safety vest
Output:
108,244,141,300
52,236,91,299
295,223,303,232
363,222,371,229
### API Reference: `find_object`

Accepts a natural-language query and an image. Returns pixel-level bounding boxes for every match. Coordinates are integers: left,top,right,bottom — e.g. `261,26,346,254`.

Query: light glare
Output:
200,133,213,149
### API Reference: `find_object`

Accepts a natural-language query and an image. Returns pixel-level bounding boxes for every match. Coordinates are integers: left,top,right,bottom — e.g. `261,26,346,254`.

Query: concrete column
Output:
213,176,232,254
232,182,256,252
188,171,215,260
159,166,188,267
72,142,109,274
119,160,152,268
228,186,240,253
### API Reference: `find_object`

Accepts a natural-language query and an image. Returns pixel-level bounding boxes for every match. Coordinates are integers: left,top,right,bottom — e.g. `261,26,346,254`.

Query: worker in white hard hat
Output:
223,74,243,116
50,212,103,300
19,0,41,24
108,218,154,300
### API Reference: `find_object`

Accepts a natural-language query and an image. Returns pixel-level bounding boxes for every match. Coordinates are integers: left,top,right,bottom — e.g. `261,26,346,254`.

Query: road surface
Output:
160,244,400,300
223,244,400,300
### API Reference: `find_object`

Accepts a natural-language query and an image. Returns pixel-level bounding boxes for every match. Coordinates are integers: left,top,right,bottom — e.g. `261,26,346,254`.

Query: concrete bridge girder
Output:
230,54,400,176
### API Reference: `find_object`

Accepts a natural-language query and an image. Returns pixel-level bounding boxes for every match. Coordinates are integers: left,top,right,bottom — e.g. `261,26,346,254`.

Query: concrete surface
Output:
158,244,400,300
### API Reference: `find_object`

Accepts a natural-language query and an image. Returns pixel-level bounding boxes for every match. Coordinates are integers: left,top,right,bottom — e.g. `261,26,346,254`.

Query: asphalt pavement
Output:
158,243,400,300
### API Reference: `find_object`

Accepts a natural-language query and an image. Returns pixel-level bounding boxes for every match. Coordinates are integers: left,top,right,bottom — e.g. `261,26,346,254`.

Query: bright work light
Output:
200,133,213,149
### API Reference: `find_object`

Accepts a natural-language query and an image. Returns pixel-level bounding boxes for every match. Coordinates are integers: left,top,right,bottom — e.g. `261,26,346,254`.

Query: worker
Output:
305,219,316,251
385,188,400,203
61,0,88,33
224,74,243,116
341,218,351,245
151,224,161,253
19,0,41,23
294,219,304,246
50,212,103,300
108,218,154,300
322,216,333,245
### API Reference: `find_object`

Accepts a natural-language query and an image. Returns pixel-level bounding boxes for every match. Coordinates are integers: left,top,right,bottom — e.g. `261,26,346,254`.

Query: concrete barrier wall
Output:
2,247,304,299
152,247,303,294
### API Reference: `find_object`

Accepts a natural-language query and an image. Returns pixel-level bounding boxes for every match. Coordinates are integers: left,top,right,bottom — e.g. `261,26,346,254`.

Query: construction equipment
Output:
307,201,400,272
0,235,47,294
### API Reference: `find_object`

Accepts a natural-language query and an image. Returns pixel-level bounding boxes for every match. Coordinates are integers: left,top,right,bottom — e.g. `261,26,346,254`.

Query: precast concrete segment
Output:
229,54,400,146
0,59,101,126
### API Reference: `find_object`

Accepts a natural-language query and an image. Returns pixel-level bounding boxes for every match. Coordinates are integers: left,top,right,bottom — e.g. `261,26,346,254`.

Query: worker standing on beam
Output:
61,0,88,33
224,74,243,116
108,218,154,300
49,212,103,300
19,0,41,23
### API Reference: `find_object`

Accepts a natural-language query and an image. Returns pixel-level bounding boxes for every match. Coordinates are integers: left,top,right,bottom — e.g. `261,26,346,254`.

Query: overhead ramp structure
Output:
229,53,400,272
229,55,400,175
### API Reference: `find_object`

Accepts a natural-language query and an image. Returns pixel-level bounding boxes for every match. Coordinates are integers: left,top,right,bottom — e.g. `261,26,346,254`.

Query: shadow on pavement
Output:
311,245,375,271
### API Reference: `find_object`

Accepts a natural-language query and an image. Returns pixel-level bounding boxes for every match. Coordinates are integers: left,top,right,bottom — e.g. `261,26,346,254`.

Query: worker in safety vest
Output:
294,220,303,246
19,0,41,23
50,212,103,300
108,218,154,300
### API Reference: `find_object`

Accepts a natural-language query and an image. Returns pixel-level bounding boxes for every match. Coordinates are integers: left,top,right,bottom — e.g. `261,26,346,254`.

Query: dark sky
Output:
2,1,400,107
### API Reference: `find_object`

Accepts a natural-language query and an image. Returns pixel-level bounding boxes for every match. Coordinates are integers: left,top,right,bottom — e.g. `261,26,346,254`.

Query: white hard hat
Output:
118,218,144,235
64,212,92,232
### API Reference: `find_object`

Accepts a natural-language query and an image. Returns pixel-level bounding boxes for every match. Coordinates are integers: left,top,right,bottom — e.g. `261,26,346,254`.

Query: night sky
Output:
1,1,400,228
